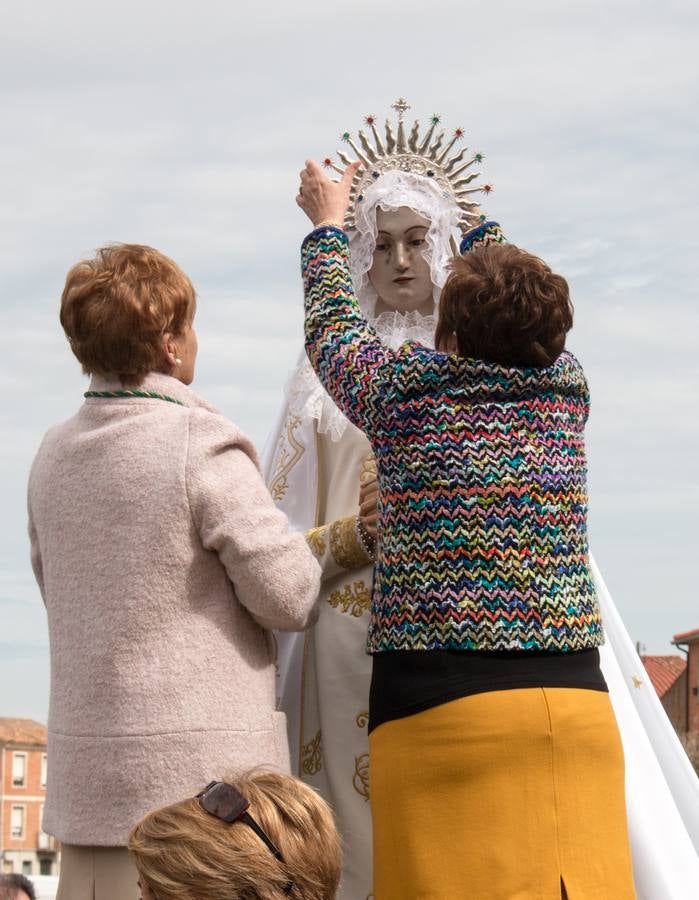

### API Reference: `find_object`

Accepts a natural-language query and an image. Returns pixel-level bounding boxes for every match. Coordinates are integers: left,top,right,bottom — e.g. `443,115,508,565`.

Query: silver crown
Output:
324,98,492,231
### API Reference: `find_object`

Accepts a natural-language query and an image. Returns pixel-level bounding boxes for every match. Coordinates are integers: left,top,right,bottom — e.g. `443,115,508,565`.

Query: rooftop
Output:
673,627,699,645
641,655,687,698
0,717,47,747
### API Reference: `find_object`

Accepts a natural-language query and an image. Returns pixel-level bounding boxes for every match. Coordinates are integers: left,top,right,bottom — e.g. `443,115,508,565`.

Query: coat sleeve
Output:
27,503,46,604
186,408,321,631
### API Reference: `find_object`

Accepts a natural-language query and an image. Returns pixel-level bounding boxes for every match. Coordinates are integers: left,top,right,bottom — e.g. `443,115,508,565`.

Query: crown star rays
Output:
324,98,491,230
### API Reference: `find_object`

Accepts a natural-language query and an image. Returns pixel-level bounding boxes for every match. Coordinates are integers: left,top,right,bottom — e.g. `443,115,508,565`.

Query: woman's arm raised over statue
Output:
297,160,396,441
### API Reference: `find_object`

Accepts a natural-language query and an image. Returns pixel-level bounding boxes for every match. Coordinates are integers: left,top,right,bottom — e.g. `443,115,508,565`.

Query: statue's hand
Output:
296,159,361,228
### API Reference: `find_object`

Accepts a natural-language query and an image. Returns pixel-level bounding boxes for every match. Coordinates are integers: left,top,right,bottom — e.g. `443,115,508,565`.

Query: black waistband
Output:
369,647,607,733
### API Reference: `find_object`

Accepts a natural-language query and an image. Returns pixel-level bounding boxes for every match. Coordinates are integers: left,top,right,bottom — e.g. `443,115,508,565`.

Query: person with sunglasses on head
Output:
128,770,341,900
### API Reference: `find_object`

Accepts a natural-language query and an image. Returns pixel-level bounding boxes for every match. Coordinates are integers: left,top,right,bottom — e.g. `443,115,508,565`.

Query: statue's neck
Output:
374,295,434,318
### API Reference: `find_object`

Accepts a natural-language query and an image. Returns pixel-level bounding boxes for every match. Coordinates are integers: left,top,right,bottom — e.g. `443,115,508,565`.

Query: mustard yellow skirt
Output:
369,688,636,900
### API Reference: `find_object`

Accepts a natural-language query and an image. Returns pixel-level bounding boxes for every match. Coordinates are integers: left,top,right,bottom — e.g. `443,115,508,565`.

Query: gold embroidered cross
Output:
631,676,643,689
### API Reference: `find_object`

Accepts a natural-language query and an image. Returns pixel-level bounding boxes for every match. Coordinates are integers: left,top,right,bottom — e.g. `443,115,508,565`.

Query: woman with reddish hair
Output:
28,243,320,900
296,161,636,898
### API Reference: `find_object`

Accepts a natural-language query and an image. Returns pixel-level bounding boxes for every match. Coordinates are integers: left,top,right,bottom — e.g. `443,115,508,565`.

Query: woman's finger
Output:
359,490,377,506
342,160,362,186
306,159,326,179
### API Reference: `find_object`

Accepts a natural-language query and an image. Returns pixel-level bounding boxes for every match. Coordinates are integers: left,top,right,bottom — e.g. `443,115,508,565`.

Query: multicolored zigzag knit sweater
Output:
302,226,602,654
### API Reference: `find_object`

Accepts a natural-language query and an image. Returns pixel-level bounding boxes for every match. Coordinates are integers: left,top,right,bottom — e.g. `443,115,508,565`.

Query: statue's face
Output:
369,207,433,315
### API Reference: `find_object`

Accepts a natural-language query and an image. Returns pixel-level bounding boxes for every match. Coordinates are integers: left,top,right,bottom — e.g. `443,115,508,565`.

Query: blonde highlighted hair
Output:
128,770,341,900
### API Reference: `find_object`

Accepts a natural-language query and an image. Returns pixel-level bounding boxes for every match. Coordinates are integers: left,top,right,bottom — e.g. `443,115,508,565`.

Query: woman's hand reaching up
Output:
296,159,361,229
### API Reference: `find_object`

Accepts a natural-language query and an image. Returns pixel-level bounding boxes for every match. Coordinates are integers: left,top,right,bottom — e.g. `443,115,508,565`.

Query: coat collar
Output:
86,372,220,414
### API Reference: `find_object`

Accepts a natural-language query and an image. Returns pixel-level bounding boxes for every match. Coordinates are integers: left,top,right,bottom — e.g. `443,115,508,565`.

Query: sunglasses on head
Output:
197,780,293,895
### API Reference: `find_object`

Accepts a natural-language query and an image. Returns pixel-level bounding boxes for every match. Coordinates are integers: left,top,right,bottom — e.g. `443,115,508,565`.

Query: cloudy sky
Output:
1,0,697,722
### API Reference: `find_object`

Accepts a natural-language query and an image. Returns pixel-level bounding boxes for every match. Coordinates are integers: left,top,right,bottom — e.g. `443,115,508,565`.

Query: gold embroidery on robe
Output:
329,515,371,569
356,710,369,729
301,729,322,776
270,415,305,501
328,581,372,618
353,753,370,801
306,526,327,556
359,453,377,483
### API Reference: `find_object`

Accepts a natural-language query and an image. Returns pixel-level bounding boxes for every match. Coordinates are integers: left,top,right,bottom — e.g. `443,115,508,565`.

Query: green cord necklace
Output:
84,389,185,407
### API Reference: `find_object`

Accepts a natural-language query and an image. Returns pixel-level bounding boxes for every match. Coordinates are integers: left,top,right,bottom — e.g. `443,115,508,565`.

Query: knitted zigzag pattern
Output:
302,227,602,654
459,220,506,254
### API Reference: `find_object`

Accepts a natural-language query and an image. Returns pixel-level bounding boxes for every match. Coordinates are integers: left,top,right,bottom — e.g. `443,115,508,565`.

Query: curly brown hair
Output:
60,243,196,386
435,243,573,367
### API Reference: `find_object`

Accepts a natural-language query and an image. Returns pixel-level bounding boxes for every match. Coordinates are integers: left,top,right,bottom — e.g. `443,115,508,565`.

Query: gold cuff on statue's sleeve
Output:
306,525,328,557
329,515,372,569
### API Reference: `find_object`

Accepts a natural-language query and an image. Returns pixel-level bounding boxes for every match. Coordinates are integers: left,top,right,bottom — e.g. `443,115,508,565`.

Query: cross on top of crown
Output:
391,97,411,122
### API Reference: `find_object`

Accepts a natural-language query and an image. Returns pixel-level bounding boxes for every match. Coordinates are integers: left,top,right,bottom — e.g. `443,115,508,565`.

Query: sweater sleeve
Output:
302,226,395,440
186,409,321,631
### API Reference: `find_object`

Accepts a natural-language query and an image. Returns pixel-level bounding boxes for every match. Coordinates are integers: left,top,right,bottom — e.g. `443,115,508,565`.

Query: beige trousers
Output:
57,845,140,900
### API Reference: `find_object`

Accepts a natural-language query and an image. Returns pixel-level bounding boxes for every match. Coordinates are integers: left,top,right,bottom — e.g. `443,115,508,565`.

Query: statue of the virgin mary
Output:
262,100,699,899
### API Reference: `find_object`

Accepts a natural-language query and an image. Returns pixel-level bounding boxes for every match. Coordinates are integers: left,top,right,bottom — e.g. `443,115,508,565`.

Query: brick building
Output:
673,628,699,735
0,718,59,878
641,628,699,774
640,654,687,733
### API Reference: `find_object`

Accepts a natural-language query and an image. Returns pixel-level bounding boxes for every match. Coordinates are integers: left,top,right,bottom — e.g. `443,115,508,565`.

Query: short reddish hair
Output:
435,243,573,367
60,243,196,386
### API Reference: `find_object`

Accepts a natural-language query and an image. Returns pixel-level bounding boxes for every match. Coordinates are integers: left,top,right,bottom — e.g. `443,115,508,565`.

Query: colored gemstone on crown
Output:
342,132,351,142
431,114,441,125
323,158,333,168
454,128,464,138
482,183,493,194
365,115,376,125
475,152,484,162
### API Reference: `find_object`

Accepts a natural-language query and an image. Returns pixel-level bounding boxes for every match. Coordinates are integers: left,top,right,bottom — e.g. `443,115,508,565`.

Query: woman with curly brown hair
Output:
296,160,636,899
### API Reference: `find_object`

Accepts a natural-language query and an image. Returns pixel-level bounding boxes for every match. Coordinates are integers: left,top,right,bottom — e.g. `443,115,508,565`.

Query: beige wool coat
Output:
27,372,320,846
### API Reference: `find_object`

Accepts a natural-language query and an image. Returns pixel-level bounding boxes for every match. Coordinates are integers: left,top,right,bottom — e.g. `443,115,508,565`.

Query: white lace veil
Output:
350,169,462,316
284,170,462,441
